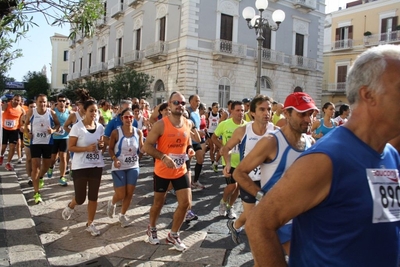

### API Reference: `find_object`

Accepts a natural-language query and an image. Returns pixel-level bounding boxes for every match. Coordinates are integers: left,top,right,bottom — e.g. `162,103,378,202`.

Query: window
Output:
72,61,75,73
117,38,122,58
63,51,69,61
159,17,166,41
381,16,398,41
220,14,233,53
101,46,106,62
255,76,273,97
156,98,164,105
88,53,92,68
79,58,83,71
336,65,347,90
218,78,230,108
135,28,141,50
155,80,165,92
335,26,353,48
262,27,271,49
62,74,68,84
295,33,304,57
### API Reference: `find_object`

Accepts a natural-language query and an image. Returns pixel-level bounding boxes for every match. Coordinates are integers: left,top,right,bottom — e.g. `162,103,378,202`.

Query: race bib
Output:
211,122,218,127
83,152,101,164
250,166,261,180
169,153,186,168
36,132,47,138
4,119,16,128
122,154,138,166
366,169,400,223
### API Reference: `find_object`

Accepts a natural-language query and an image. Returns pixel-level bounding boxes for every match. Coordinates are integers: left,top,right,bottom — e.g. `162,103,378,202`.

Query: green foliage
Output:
0,73,15,96
363,31,372,36
23,71,50,99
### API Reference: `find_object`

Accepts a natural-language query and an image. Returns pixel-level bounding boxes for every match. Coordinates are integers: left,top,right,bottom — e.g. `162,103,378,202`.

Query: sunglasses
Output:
172,100,186,106
66,103,70,105
122,115,134,120
58,99,66,102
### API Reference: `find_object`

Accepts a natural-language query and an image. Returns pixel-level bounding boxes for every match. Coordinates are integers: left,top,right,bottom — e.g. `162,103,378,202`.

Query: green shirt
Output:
100,108,112,125
214,118,247,167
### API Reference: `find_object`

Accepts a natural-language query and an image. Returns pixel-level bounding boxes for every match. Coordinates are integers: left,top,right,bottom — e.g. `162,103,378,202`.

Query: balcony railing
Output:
293,0,316,10
108,57,124,69
111,3,125,18
213,40,246,57
364,30,400,46
260,48,285,65
332,39,353,50
128,0,143,7
325,82,346,92
145,41,168,62
124,50,143,65
289,55,317,70
90,62,108,74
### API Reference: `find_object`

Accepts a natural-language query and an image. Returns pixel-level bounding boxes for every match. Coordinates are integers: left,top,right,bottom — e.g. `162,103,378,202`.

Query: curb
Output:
0,169,50,266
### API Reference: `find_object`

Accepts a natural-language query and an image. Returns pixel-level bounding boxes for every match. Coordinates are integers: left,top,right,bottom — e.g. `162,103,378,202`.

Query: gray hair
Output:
346,45,400,105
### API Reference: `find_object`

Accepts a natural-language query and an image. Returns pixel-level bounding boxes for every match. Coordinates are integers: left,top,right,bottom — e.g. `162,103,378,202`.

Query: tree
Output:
23,71,49,99
0,0,103,74
62,79,111,102
110,68,154,103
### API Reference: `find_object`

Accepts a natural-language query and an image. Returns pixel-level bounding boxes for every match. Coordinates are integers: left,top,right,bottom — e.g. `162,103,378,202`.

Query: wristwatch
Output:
255,190,265,201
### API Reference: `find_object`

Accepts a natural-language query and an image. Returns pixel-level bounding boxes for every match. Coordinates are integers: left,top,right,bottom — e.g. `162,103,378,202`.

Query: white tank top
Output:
136,116,144,130
260,129,312,190
112,127,140,171
75,111,83,123
30,108,54,145
208,112,220,133
239,122,275,181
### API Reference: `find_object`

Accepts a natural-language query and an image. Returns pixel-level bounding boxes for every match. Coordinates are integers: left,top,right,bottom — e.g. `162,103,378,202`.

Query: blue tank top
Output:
315,118,336,140
290,127,400,267
187,107,200,144
54,108,70,139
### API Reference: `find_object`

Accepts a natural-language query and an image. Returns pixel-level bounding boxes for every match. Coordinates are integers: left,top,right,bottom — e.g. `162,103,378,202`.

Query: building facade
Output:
323,0,400,109
50,33,70,92
68,0,325,107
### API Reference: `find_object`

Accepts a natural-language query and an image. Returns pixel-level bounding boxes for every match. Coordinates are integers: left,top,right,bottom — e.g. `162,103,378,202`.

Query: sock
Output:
150,226,157,231
170,231,178,237
194,163,202,182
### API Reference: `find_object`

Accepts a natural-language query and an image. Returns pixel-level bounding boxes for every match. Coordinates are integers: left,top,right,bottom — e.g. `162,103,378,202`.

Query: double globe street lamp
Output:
242,0,285,95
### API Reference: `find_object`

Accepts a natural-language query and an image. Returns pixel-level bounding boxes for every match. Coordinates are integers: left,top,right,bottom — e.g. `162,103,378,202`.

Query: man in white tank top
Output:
220,95,276,244
233,92,317,258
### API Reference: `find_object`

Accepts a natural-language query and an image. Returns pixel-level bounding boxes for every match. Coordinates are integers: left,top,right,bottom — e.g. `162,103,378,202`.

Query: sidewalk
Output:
1,155,254,266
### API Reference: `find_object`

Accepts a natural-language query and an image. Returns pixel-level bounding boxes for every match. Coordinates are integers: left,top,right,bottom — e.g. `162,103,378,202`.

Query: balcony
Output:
289,55,317,73
364,30,400,47
325,82,346,92
331,39,353,51
293,0,316,12
145,41,168,63
81,69,90,78
96,16,108,28
212,39,246,63
128,0,143,8
111,3,125,18
108,57,124,70
72,72,81,80
124,50,143,67
258,48,285,68
90,62,108,74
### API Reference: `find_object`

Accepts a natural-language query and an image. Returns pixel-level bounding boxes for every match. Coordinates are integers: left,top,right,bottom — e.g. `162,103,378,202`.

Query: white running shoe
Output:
192,181,205,189
219,200,227,216
227,208,237,219
86,223,100,236
145,225,160,245
166,232,187,251
106,199,116,218
119,213,130,228
62,205,74,220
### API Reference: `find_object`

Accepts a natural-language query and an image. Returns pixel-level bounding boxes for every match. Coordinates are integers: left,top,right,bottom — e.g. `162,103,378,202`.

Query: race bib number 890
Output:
366,169,400,223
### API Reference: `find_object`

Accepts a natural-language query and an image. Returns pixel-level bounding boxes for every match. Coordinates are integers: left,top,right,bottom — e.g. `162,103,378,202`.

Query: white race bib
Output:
4,119,16,128
83,152,101,164
366,168,400,223
122,154,138,166
169,153,186,168
35,132,48,139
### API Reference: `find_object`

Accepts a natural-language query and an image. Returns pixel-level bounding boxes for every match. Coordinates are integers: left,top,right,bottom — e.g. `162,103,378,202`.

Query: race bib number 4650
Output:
366,169,400,223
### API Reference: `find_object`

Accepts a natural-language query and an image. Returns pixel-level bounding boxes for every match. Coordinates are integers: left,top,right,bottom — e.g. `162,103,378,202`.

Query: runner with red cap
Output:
233,92,317,260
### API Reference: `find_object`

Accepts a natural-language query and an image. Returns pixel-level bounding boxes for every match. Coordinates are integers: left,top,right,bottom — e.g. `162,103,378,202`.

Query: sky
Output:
7,0,354,83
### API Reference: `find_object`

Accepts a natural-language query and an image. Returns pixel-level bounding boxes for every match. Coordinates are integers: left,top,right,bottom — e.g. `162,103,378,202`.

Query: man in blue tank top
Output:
245,45,400,267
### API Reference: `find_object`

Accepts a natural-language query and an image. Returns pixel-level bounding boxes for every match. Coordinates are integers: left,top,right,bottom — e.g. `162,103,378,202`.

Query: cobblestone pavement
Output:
12,154,254,267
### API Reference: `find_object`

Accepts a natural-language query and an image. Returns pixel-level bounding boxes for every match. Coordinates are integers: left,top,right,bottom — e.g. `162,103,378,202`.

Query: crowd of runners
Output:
1,45,400,266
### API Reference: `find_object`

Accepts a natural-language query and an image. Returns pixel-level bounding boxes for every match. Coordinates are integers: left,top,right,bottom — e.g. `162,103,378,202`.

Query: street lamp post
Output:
242,0,285,95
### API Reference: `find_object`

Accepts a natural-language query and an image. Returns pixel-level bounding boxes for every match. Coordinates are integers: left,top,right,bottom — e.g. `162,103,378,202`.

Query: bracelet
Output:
111,155,117,161
161,154,167,161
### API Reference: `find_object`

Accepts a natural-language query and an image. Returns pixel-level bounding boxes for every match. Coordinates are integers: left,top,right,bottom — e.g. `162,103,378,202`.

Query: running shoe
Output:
119,213,130,228
145,225,160,245
227,208,237,219
5,163,13,171
62,205,74,220
59,177,68,186
168,189,176,195
39,178,44,189
192,181,205,189
0,156,4,166
17,158,22,164
166,232,187,251
185,210,198,223
213,163,218,173
33,192,42,204
106,199,116,218
219,200,227,216
47,167,53,178
27,179,33,186
227,219,241,244
86,223,100,236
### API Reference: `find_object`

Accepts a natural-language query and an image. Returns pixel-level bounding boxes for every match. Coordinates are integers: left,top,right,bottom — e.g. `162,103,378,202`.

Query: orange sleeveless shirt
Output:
154,117,191,179
2,104,24,130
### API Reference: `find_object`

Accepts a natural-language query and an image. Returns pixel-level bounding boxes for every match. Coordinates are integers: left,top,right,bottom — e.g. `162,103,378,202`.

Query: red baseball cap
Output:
283,92,318,113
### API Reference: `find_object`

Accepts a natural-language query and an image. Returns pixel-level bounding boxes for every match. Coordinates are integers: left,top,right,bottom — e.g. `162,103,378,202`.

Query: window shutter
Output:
335,28,340,41
337,66,347,83
295,33,304,56
136,29,141,50
160,17,166,41
381,18,387,33
263,27,271,49
220,14,233,41
348,26,353,39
